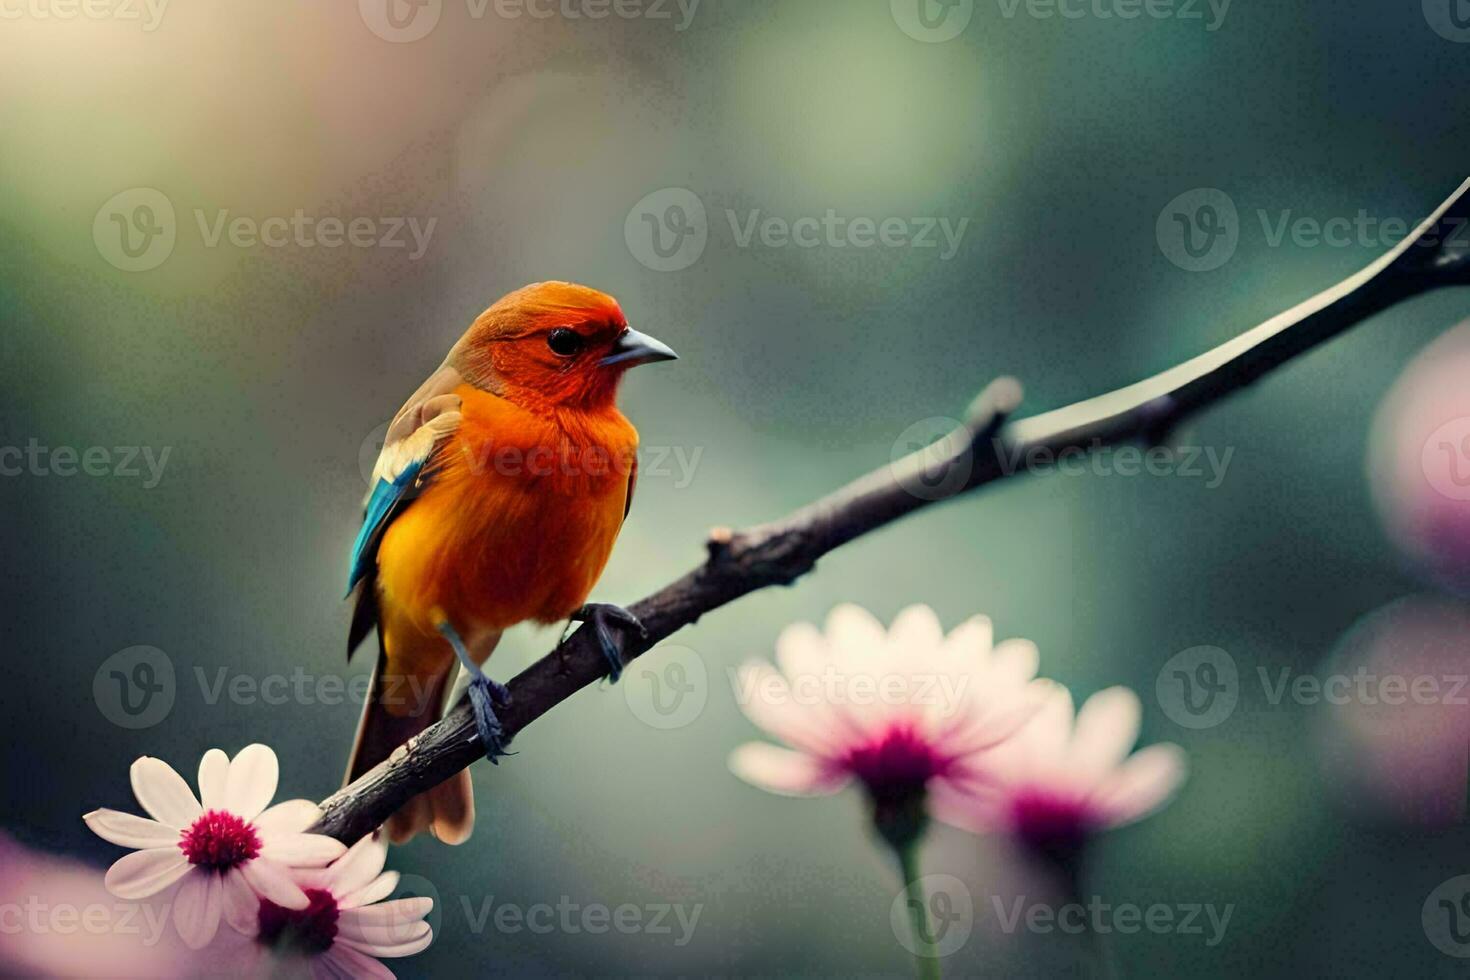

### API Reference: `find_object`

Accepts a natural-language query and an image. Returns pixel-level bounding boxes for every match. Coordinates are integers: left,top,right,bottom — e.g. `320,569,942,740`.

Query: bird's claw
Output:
565,603,646,682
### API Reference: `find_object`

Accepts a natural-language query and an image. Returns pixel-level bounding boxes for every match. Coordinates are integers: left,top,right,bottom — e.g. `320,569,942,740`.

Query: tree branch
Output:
313,177,1470,844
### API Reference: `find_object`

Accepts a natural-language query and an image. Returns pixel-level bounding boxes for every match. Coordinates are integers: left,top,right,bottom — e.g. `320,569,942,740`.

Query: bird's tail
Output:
345,628,474,845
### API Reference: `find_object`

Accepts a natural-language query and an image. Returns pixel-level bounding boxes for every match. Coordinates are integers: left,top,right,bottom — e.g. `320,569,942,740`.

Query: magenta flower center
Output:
258,888,340,955
178,809,261,871
842,725,950,804
1010,788,1097,857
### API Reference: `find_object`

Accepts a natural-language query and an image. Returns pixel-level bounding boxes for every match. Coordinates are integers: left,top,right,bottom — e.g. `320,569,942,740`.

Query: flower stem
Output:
1049,850,1114,980
896,841,942,980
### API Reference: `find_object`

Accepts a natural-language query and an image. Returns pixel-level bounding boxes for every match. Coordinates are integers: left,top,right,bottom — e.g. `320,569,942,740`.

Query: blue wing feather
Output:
346,458,425,595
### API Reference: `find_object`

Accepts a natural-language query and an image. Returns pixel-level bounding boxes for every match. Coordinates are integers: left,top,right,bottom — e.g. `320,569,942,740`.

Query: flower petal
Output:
774,621,828,679
225,744,279,820
104,847,192,900
888,604,944,655
197,749,230,812
825,604,886,657
325,834,389,896
942,615,994,662
254,798,322,836
732,661,842,756
339,897,433,932
130,757,203,829
1012,681,1073,759
326,944,400,977
1096,743,1188,827
173,867,223,949
928,777,1009,834
84,809,180,849
341,871,400,911
337,909,431,946
728,743,846,797
337,931,433,959
241,857,308,909
260,833,347,867
1071,687,1141,779
988,638,1041,685
222,867,261,936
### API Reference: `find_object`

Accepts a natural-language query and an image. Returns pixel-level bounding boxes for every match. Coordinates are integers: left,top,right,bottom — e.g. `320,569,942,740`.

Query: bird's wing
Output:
346,366,464,654
623,452,638,523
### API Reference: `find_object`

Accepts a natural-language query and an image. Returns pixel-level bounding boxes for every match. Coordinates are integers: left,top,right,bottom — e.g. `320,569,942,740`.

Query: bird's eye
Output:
547,329,584,357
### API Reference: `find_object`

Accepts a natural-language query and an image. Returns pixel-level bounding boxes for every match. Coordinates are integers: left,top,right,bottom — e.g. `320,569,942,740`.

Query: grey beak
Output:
600,328,679,368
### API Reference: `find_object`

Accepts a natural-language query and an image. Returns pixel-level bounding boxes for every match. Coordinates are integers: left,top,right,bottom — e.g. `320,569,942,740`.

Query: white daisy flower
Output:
933,685,1188,858
729,604,1053,840
238,832,433,979
83,744,347,949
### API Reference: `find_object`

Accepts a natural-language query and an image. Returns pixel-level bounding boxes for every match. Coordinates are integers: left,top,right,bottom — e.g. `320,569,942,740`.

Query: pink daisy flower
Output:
236,832,434,979
83,744,347,949
933,684,1187,859
728,604,1052,841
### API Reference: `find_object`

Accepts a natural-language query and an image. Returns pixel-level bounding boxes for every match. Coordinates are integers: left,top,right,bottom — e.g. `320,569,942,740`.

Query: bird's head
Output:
450,281,677,411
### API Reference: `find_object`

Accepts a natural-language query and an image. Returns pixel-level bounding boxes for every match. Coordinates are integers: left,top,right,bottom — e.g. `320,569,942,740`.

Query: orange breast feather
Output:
375,385,637,635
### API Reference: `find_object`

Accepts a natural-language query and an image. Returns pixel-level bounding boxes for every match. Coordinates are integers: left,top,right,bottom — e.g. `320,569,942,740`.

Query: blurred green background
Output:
4,0,1470,976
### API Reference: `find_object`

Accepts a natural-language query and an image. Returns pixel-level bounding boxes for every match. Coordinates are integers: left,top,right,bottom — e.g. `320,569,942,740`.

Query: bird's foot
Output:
563,603,647,683
434,616,514,763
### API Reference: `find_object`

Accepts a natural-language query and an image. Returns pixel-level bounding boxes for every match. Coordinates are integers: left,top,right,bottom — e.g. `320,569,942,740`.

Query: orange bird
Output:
344,281,676,844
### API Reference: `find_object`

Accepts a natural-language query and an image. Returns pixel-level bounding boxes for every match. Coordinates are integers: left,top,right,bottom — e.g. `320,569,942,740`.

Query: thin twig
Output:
313,177,1470,844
